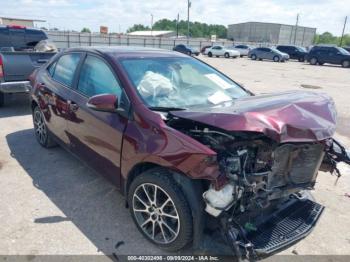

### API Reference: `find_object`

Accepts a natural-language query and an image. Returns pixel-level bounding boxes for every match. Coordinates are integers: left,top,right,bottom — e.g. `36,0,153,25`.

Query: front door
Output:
66,54,128,188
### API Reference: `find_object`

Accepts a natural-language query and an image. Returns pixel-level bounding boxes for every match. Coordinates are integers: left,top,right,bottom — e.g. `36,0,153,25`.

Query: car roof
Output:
61,46,188,58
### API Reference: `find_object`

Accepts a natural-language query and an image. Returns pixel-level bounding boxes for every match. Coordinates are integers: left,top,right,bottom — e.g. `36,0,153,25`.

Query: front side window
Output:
52,53,81,87
77,55,122,98
121,57,249,109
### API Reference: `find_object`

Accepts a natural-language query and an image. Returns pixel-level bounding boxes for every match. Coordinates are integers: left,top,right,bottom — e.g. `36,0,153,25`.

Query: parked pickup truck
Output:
0,25,56,107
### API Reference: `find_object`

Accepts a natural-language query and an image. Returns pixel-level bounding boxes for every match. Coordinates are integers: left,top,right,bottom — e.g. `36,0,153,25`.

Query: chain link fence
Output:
46,31,268,50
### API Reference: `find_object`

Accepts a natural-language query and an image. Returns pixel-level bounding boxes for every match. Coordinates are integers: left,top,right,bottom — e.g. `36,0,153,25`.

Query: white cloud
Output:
0,0,349,34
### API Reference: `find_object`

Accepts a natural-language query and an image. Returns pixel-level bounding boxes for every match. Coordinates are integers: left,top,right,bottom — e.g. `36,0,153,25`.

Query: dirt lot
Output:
0,56,350,258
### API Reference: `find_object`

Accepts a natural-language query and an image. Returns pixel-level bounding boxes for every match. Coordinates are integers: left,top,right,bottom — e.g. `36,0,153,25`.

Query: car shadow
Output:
5,128,171,257
0,94,31,118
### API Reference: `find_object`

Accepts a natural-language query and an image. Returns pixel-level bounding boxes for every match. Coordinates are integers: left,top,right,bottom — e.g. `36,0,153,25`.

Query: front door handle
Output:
68,101,79,112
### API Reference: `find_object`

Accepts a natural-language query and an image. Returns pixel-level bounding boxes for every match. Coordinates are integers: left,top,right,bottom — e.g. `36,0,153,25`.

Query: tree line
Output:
314,32,350,47
127,18,227,39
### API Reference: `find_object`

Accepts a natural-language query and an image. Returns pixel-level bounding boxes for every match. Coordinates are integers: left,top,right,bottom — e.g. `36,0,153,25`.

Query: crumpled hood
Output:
170,91,337,143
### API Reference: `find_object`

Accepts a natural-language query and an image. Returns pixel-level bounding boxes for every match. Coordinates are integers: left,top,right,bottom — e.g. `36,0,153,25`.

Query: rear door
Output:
38,52,83,145
66,53,128,187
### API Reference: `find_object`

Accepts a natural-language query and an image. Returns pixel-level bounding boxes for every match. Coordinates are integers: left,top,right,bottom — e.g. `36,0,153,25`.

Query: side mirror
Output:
87,94,118,112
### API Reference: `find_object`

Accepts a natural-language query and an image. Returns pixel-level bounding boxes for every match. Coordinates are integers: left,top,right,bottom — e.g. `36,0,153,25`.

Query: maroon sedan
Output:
30,47,350,258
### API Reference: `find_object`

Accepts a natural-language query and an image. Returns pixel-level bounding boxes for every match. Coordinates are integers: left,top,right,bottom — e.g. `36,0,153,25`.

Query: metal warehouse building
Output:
227,22,316,47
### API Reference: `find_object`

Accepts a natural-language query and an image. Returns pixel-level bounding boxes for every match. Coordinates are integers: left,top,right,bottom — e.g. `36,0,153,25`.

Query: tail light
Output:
0,55,4,79
7,25,26,29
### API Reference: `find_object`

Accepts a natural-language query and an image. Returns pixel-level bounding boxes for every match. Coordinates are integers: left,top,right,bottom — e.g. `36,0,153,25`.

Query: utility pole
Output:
187,0,191,38
151,14,154,36
293,13,299,45
340,16,348,47
176,13,179,38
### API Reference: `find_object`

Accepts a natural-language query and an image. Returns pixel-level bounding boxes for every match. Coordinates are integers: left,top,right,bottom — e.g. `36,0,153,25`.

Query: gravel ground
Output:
0,56,349,259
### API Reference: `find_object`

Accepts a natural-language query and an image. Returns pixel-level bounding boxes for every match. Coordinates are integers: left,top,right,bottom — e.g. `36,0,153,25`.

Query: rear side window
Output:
25,29,48,47
0,27,11,47
52,53,81,87
77,55,122,98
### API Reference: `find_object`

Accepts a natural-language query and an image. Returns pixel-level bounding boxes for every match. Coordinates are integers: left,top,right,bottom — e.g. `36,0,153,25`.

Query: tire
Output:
0,92,4,108
298,57,305,62
216,55,219,58
310,57,318,65
128,168,193,251
240,55,243,58
208,52,212,57
251,54,257,60
342,60,350,68
186,51,192,56
224,52,230,58
33,106,57,148
319,62,324,65
273,56,280,62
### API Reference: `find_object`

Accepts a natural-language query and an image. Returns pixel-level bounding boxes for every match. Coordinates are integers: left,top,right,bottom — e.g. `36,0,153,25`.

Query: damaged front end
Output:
166,106,350,259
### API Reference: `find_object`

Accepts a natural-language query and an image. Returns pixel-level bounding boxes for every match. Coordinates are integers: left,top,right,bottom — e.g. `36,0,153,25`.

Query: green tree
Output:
127,24,150,33
127,18,227,38
81,28,91,33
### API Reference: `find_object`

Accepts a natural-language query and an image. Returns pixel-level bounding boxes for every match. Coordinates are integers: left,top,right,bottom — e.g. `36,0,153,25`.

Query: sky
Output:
0,0,349,35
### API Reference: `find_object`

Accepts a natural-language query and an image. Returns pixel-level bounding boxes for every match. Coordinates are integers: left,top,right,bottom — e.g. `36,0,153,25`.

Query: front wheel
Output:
342,60,350,68
251,54,257,60
273,55,280,62
224,52,230,58
33,106,57,148
208,52,212,57
128,168,193,251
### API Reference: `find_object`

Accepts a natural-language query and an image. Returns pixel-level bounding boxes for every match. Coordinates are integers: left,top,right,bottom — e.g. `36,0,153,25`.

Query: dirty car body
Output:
29,47,350,259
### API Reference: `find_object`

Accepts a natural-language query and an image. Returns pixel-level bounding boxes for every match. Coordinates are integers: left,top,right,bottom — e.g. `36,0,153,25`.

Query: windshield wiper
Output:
148,106,186,112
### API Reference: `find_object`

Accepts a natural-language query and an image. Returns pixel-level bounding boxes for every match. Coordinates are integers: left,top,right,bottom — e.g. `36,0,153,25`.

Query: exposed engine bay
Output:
167,114,350,259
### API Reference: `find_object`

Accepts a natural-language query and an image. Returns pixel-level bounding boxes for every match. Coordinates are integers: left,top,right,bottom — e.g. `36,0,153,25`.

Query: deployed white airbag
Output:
137,71,175,99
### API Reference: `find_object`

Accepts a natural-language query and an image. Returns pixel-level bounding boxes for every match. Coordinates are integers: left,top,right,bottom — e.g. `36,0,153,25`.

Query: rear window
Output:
51,53,81,87
0,27,11,47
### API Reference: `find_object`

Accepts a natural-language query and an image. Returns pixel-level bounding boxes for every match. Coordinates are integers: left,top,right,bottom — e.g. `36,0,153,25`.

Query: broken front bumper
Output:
226,196,324,259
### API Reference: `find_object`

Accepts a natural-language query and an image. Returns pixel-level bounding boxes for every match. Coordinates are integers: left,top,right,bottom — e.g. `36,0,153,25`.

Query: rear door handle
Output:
68,101,79,112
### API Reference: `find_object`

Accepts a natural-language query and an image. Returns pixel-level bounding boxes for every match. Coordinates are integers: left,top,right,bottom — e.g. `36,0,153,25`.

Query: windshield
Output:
121,57,249,109
297,46,307,52
337,47,350,55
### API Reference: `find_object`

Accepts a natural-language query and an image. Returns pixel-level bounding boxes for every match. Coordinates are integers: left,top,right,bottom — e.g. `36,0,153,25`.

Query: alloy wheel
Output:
34,109,47,145
132,183,180,244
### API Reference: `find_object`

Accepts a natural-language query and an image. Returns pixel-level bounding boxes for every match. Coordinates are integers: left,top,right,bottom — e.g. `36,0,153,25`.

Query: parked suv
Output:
276,45,307,62
173,44,199,56
306,45,350,67
29,46,350,259
0,25,48,51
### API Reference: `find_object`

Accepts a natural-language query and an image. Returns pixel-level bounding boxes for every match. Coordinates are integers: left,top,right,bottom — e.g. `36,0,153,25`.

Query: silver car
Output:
248,47,289,62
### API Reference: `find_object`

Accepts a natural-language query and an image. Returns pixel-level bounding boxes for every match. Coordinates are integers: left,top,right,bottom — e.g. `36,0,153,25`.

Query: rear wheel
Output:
273,56,280,62
251,54,257,60
33,106,57,148
208,52,212,57
224,52,230,58
128,168,193,251
342,60,350,68
0,92,4,107
310,57,318,65
186,51,192,56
